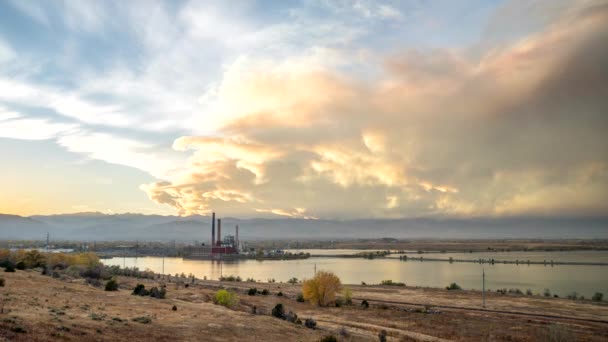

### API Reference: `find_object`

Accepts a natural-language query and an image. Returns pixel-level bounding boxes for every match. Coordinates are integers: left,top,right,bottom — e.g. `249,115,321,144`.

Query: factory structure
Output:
184,212,243,260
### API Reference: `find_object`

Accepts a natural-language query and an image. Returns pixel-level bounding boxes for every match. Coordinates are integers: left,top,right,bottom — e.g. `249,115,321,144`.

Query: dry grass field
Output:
1,269,607,341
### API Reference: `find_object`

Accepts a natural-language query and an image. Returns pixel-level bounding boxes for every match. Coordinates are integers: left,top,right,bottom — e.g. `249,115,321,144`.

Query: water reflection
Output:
102,251,608,298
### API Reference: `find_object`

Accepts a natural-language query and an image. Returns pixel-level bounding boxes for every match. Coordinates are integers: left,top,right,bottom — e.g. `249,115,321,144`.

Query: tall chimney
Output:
236,225,239,248
211,212,215,246
217,218,222,246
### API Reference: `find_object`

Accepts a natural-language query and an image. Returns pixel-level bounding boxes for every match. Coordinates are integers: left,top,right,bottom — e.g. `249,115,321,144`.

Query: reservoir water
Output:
102,250,608,298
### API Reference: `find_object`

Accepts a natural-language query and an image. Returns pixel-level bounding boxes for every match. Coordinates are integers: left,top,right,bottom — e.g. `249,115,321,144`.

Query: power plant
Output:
184,212,241,260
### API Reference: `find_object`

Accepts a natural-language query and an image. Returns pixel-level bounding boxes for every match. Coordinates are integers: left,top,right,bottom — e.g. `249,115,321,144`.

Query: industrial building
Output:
184,212,242,260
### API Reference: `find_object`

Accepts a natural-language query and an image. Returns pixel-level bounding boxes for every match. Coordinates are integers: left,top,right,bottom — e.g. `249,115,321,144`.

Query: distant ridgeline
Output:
0,213,607,241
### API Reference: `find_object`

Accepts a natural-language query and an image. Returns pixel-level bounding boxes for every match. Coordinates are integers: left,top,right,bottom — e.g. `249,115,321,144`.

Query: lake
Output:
102,250,608,298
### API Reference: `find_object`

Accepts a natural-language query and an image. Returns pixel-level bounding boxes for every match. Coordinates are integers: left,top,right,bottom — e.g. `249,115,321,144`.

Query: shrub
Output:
378,330,388,342
304,318,317,329
285,310,298,323
446,283,461,290
303,271,342,306
246,277,256,282
296,293,305,302
248,288,257,296
277,291,284,297
335,298,345,307
132,316,152,324
23,250,46,268
150,287,166,299
261,289,269,295
592,292,604,302
11,326,26,333
4,264,15,273
105,278,118,291
319,336,338,342
381,280,405,286
272,303,285,319
343,286,353,305
0,277,4,287
15,261,26,270
214,289,238,308
544,288,551,297
526,288,533,296
90,312,106,321
288,277,299,285
361,300,369,309
132,284,148,296
566,292,578,300
172,305,177,311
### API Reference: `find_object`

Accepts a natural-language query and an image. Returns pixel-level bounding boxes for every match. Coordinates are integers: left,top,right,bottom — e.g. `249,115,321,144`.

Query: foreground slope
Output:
1,270,607,341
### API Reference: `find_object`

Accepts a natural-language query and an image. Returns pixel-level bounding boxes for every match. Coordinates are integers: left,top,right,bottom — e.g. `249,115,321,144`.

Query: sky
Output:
0,0,606,219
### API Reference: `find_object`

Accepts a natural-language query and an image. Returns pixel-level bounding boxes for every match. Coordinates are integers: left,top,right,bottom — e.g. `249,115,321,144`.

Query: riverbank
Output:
1,269,607,341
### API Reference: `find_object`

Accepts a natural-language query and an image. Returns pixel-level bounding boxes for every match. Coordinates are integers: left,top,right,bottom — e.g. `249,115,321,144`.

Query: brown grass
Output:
0,269,607,341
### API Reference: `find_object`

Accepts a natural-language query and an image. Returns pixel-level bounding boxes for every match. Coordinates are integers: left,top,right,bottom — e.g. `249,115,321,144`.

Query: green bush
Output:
544,288,551,297
288,277,299,285
104,278,119,291
15,261,26,270
277,291,284,297
446,283,461,290
248,288,257,296
214,289,238,308
4,264,15,273
361,300,369,309
296,293,305,302
261,289,269,295
592,292,603,302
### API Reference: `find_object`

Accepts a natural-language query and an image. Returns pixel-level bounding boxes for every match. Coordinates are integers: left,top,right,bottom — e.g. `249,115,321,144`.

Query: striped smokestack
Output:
211,212,215,246
217,218,222,246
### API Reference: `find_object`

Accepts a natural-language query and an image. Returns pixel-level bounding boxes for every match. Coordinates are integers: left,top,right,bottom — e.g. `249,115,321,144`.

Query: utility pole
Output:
482,268,486,308
314,263,317,276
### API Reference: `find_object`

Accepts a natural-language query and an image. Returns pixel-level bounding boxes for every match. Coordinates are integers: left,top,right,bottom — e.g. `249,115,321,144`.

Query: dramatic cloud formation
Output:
0,0,606,218
142,2,608,218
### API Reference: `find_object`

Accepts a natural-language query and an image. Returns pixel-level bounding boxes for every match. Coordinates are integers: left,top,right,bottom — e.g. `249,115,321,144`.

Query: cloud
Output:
142,2,608,219
0,39,16,64
0,107,77,140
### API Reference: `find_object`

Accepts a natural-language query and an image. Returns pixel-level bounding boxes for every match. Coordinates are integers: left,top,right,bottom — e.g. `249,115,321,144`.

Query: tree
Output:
23,250,46,268
302,271,341,306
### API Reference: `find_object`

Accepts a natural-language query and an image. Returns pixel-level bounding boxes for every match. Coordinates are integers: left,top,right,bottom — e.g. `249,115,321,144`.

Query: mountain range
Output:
0,213,607,242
